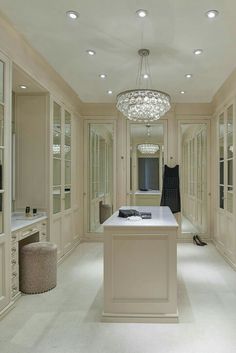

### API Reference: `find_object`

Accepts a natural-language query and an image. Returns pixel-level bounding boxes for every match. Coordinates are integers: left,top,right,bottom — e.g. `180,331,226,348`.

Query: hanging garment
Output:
160,165,181,214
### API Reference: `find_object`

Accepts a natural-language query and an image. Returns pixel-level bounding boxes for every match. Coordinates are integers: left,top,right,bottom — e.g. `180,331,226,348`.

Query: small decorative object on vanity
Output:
25,206,30,217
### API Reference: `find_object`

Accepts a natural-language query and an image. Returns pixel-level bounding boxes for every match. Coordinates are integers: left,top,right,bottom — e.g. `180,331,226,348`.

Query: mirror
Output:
129,123,165,206
180,123,208,235
87,123,114,233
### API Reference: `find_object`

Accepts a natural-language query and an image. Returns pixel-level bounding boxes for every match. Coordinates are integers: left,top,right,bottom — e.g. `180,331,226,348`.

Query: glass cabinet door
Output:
52,102,72,214
226,105,233,213
64,110,71,210
53,102,62,214
218,105,234,214
219,113,225,210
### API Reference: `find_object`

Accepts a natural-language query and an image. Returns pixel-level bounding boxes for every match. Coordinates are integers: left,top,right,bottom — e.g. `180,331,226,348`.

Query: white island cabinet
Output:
103,206,178,323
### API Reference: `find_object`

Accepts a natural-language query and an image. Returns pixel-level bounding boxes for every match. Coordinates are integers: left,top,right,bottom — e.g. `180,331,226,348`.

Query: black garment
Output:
160,165,181,214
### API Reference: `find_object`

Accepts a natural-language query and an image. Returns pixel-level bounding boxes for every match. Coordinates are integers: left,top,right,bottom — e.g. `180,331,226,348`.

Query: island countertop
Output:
103,206,178,228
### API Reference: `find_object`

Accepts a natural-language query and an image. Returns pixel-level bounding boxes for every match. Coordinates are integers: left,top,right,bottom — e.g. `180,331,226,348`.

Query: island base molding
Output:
102,312,178,323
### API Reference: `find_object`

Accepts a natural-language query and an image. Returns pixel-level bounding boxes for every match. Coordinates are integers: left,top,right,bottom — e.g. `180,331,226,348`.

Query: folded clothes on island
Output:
118,209,140,218
118,209,152,219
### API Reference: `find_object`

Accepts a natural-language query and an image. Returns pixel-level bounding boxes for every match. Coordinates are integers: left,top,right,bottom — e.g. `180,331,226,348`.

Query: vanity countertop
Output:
11,212,47,232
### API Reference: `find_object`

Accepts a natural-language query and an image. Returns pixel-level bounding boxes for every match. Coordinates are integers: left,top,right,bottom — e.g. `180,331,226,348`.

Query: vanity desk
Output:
11,213,48,300
103,206,178,323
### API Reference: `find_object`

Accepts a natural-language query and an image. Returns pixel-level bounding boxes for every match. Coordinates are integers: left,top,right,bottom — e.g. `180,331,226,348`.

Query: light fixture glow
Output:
143,73,149,79
99,74,107,79
138,144,159,154
136,9,148,18
194,49,203,55
19,85,27,89
87,49,96,56
180,91,185,94
185,74,192,79
66,10,79,20
206,10,219,19
116,49,171,122
107,90,113,95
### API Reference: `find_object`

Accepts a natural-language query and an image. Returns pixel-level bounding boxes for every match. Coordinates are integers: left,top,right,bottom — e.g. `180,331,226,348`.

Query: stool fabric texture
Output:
20,242,57,294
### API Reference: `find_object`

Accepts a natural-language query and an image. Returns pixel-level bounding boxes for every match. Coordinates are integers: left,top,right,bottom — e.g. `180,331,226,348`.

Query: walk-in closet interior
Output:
1,1,236,352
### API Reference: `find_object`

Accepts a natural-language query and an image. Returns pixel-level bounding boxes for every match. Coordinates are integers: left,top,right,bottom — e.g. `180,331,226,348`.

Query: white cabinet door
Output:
50,99,74,259
0,52,11,312
216,103,236,263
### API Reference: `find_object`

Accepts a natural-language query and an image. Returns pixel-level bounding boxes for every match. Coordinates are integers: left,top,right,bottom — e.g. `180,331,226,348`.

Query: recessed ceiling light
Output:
107,90,113,95
19,85,27,89
143,73,149,79
206,10,219,19
66,10,79,20
86,49,96,56
136,9,148,18
180,91,185,94
185,74,192,79
193,49,203,56
99,74,107,79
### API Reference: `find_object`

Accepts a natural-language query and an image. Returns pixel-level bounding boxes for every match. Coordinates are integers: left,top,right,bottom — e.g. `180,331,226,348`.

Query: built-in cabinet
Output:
0,52,11,314
181,124,208,234
50,99,79,259
215,102,236,265
11,217,47,301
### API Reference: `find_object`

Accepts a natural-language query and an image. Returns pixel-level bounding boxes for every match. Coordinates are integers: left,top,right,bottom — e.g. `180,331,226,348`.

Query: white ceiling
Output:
12,64,47,93
131,123,164,142
1,0,236,103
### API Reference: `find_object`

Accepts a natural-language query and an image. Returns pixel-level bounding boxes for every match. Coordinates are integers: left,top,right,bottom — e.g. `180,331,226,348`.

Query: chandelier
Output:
138,144,159,154
116,49,171,122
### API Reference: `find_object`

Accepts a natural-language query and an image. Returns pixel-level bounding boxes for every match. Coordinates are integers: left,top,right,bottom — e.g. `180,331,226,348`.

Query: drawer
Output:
19,226,40,240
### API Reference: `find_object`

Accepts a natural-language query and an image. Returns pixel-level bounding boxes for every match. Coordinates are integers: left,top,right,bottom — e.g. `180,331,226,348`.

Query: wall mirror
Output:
128,122,166,206
86,122,114,233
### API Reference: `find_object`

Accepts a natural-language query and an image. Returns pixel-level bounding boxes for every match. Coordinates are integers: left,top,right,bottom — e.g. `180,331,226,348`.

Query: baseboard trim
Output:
213,239,236,271
102,311,179,323
57,239,81,265
0,301,15,321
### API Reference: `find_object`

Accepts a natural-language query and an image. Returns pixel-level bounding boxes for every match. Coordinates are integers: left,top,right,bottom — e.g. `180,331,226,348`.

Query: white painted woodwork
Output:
50,98,79,259
214,101,236,266
15,94,49,210
10,217,48,300
103,206,178,323
0,51,11,314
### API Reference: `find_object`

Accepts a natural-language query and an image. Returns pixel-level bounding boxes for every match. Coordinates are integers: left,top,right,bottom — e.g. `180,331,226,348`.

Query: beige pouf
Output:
20,242,57,294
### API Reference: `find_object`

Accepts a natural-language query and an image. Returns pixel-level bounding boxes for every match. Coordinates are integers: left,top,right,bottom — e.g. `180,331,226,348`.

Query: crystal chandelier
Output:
138,144,159,154
116,49,171,122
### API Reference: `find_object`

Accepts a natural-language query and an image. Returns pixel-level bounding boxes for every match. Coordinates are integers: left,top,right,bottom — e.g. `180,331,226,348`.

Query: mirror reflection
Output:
129,123,164,206
88,123,114,232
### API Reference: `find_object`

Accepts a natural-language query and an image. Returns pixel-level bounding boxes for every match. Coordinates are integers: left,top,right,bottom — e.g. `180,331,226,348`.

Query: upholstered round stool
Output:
20,242,57,294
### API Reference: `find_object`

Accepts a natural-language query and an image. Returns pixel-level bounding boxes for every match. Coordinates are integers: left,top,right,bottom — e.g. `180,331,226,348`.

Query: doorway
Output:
179,122,210,239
